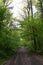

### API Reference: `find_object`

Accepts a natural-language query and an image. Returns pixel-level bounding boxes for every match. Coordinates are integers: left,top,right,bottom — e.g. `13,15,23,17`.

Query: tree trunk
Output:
38,0,43,21
30,0,37,51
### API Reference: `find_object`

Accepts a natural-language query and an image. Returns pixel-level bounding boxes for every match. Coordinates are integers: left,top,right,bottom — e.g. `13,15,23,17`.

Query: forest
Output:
0,0,43,64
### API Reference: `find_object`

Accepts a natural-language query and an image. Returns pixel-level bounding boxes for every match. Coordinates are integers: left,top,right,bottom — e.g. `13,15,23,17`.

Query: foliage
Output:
0,0,20,59
0,0,43,62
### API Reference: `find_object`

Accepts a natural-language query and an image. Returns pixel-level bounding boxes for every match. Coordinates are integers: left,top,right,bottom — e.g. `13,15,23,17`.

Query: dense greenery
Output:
17,0,43,54
0,0,43,64
0,0,20,59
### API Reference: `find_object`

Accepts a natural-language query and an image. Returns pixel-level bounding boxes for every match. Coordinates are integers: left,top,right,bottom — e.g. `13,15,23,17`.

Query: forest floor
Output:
1,46,43,65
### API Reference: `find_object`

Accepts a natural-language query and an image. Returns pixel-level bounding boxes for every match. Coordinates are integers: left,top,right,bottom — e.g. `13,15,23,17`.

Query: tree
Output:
0,0,20,58
38,0,43,21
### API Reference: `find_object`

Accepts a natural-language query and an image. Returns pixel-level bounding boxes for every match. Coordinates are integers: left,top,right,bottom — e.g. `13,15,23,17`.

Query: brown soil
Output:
2,46,43,65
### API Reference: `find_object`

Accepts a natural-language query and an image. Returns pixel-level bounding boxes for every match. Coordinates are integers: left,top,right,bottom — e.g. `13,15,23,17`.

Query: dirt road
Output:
2,46,43,65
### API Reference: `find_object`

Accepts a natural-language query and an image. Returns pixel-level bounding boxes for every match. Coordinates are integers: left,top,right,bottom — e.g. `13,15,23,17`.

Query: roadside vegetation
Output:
0,0,43,64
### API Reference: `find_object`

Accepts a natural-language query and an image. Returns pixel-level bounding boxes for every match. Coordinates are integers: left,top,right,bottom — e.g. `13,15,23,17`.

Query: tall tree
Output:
30,0,37,51
38,0,43,21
